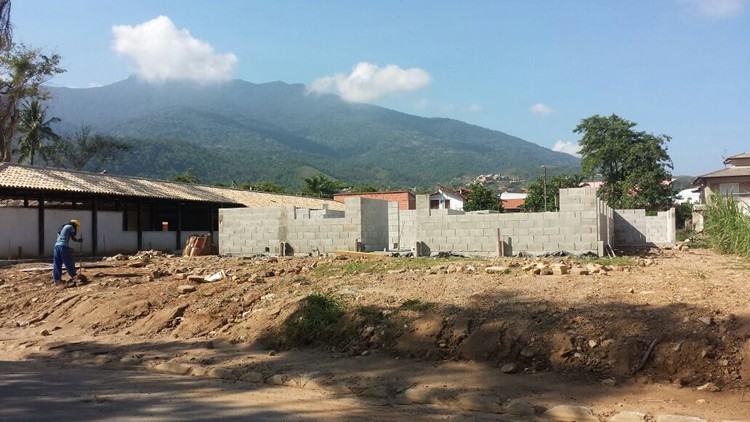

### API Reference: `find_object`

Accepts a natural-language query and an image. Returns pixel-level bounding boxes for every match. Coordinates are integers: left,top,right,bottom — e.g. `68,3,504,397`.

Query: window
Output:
430,199,440,209
719,183,740,196
444,199,451,209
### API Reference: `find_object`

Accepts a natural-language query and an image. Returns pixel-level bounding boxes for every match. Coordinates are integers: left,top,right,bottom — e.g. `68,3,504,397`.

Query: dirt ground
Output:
2,247,750,420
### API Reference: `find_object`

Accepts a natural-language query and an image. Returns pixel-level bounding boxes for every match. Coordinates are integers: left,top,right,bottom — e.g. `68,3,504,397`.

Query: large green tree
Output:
43,125,131,171
463,183,503,212
302,174,344,198
524,174,584,212
0,45,64,162
575,114,673,211
15,99,59,165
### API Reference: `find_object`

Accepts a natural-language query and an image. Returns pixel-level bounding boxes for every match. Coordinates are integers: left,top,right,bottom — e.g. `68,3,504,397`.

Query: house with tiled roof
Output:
694,153,750,209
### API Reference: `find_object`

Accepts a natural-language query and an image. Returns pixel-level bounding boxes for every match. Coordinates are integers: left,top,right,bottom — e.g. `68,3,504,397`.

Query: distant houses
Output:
695,152,750,208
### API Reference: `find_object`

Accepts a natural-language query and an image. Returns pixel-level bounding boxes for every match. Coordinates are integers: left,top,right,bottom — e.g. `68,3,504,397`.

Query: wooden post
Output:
136,200,143,251
91,198,98,256
176,202,183,251
38,193,45,257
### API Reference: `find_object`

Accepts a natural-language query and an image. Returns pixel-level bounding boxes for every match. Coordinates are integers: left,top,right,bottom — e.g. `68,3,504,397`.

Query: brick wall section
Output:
613,208,676,248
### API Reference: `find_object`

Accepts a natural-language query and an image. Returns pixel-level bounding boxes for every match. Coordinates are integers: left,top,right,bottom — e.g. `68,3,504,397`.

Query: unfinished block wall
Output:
613,208,676,247
219,198,388,256
219,187,674,257
398,187,609,256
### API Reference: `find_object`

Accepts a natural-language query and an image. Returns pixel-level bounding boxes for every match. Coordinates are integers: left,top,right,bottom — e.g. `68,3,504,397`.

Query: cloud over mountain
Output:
112,16,237,83
309,62,431,102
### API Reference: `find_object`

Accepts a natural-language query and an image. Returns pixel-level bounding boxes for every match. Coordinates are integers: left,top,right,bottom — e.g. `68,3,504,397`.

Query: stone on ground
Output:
543,404,598,422
610,411,647,422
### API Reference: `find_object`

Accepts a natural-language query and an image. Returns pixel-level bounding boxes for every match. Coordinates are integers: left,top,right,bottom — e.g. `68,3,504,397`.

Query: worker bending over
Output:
52,219,82,285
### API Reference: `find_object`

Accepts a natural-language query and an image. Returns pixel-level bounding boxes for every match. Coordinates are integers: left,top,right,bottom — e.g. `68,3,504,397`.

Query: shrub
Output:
704,196,750,258
283,293,345,345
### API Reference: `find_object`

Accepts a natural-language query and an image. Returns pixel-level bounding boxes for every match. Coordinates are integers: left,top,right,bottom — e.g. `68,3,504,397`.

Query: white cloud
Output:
112,16,237,83
552,140,581,157
467,103,483,112
308,62,431,103
686,0,745,18
530,103,554,116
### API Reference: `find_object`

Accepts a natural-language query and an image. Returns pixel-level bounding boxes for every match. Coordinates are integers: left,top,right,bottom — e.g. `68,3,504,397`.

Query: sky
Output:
12,0,750,176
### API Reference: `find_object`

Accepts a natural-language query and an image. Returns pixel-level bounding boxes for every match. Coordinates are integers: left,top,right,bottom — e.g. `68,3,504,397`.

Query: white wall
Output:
0,208,39,259
429,192,464,210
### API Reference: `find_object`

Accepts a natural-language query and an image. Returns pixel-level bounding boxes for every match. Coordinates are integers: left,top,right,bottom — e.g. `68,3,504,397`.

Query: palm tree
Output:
16,99,59,165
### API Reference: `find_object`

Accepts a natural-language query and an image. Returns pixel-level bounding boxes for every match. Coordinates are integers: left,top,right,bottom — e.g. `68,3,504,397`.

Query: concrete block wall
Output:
219,207,286,255
613,208,676,248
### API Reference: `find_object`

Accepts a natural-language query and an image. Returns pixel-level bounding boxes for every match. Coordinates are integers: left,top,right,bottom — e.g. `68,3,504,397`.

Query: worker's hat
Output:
70,219,81,230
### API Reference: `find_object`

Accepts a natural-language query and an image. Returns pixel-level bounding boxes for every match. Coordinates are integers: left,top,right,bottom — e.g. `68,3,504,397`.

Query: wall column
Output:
136,200,143,251
37,193,45,257
176,202,183,251
91,198,98,256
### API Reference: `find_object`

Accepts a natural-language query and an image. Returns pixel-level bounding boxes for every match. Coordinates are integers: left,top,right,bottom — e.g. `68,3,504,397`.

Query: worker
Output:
52,219,83,285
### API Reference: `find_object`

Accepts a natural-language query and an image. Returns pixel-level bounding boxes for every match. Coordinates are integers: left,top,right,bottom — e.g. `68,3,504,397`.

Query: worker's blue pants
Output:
52,245,76,283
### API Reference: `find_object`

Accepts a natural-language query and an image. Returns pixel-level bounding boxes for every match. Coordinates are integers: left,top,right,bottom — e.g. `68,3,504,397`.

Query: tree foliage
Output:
575,114,673,211
302,174,344,198
43,125,131,171
524,174,583,212
0,44,64,161
236,180,287,193
0,0,12,51
172,169,200,184
15,99,59,165
463,183,503,212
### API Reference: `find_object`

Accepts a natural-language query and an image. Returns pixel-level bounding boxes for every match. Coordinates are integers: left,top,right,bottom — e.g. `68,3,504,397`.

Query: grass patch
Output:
283,293,345,345
400,299,434,312
695,271,707,280
704,196,750,258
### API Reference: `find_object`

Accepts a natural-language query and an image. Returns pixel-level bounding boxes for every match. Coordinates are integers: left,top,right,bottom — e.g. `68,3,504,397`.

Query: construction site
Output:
2,174,750,420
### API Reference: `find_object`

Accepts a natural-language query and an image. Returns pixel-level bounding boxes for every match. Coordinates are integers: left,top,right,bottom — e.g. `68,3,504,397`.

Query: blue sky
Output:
12,0,750,175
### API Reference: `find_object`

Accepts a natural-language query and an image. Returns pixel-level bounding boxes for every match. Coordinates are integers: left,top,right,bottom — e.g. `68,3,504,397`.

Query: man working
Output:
53,219,83,285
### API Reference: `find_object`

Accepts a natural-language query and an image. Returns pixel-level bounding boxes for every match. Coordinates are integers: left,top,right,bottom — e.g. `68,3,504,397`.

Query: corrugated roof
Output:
695,166,750,183
0,163,343,210
502,198,525,209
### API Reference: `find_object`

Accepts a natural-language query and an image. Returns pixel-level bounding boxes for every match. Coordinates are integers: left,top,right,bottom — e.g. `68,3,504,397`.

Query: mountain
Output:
45,77,579,188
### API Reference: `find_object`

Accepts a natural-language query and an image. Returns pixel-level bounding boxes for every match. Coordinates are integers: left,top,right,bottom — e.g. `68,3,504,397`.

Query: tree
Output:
523,174,584,212
236,180,286,193
15,99,59,165
43,125,131,171
0,0,11,51
350,185,379,193
302,174,344,198
463,183,503,212
575,114,673,211
172,169,199,184
0,45,64,161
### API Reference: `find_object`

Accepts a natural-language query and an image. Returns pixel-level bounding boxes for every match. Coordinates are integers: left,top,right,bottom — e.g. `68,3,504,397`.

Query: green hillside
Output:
46,77,579,188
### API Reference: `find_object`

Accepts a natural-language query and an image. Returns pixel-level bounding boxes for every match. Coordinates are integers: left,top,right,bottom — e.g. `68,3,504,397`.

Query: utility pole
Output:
542,165,548,211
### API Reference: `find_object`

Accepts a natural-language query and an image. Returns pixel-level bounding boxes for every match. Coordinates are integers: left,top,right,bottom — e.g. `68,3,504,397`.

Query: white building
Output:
429,187,465,210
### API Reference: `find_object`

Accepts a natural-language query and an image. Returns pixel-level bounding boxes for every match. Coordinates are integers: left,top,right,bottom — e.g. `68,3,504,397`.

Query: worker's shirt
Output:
55,224,77,248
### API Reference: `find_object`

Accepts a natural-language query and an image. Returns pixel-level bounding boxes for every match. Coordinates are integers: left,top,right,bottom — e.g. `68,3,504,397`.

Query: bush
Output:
283,293,346,345
704,196,750,258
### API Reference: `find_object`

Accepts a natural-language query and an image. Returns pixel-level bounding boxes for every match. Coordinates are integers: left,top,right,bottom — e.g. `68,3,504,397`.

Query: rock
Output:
697,316,713,326
543,405,598,422
504,398,536,416
500,362,518,374
207,367,234,380
39,329,50,336
570,267,590,276
177,285,196,294
588,339,598,348
388,268,406,274
655,416,706,422
610,411,648,422
464,264,477,273
268,374,289,385
204,271,226,282
485,266,510,274
452,392,502,413
696,382,720,392
601,378,617,386
551,264,570,275
239,371,264,383
187,275,205,282
153,361,193,375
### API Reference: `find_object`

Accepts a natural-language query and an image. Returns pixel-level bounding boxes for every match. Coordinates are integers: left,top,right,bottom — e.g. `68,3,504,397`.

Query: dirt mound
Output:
2,249,750,389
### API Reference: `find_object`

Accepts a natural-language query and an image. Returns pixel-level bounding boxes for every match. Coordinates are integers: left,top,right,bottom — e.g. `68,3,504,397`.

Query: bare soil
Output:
2,247,750,420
